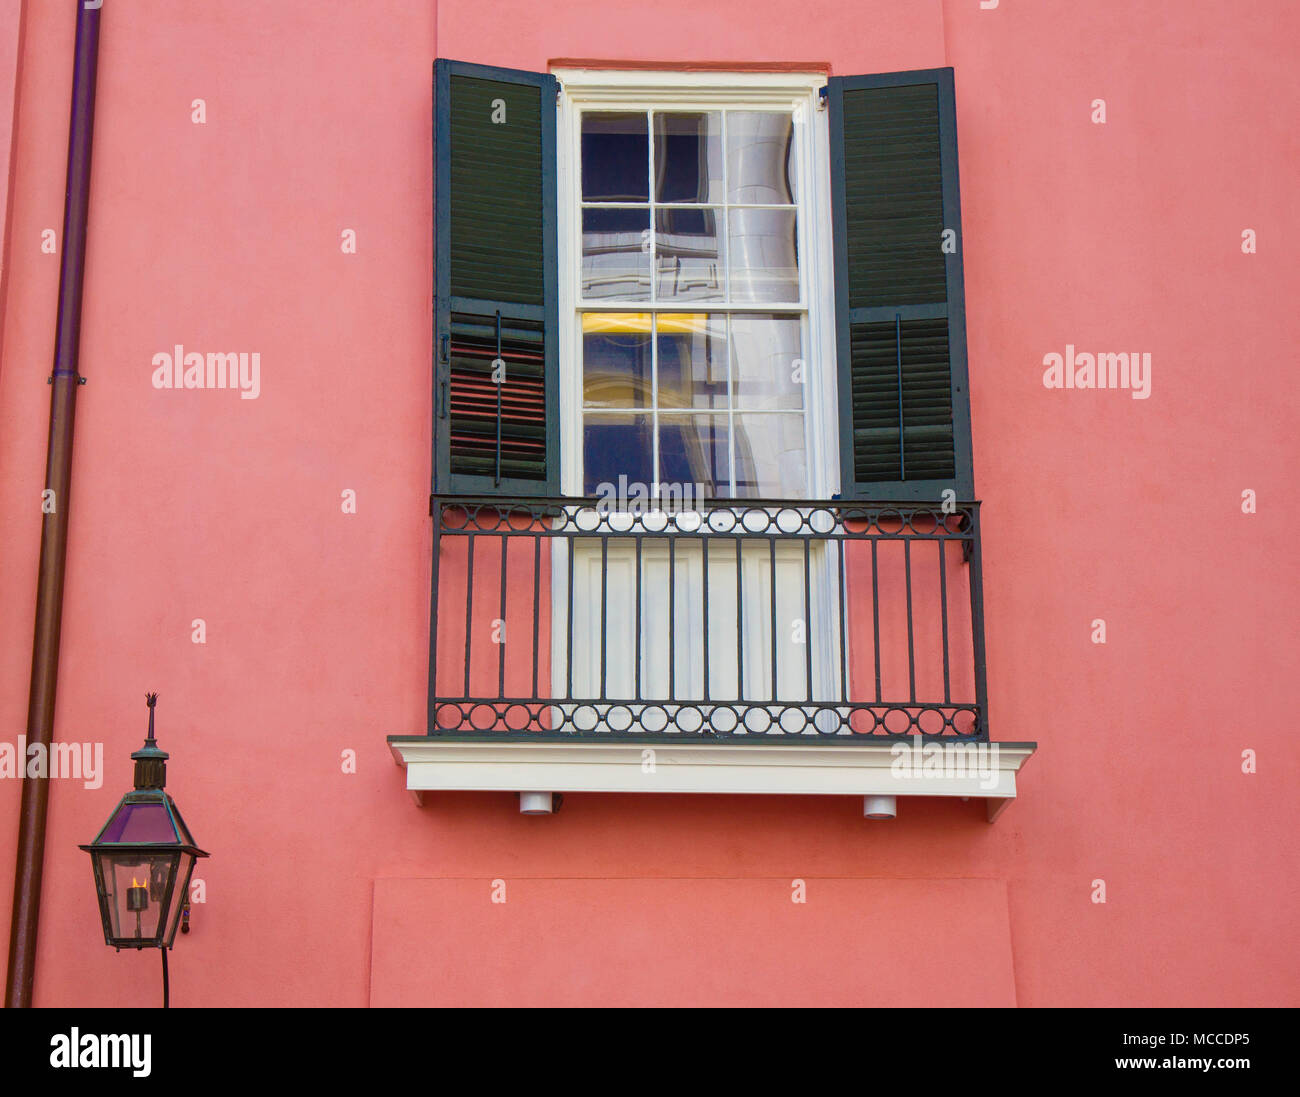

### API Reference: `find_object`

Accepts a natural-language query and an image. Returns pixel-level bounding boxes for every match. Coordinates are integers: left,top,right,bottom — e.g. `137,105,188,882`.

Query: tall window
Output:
553,77,839,706
573,101,815,500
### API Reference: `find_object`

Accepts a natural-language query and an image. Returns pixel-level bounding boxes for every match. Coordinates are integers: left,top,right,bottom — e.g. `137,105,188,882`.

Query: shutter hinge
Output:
556,82,563,105
817,85,828,110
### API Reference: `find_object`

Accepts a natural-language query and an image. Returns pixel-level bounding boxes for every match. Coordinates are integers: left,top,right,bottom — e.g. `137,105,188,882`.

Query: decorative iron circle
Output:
847,707,880,735
882,708,913,735
469,703,499,731
812,706,844,735
503,703,533,732
743,706,772,734
917,707,946,736
434,702,465,730
675,705,704,733
909,510,939,536
879,508,903,533
808,507,837,534
607,705,633,732
779,707,808,735
641,705,669,733
708,705,739,734
707,509,737,533
775,508,804,535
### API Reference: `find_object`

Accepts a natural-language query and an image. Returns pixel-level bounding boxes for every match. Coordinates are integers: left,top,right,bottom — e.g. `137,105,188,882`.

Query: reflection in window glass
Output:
727,209,799,303
733,414,807,497
659,414,729,495
583,413,653,495
726,112,795,204
578,106,807,499
730,314,803,409
582,112,648,202
655,208,724,302
656,314,728,410
582,207,650,300
654,112,723,203
582,315,653,407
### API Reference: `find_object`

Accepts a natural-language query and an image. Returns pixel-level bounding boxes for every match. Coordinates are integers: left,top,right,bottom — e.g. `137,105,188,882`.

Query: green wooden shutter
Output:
433,59,558,496
828,68,974,501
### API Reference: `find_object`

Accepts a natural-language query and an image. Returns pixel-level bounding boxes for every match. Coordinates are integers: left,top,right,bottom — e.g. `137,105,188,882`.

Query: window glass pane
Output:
655,207,724,302
727,208,798,303
583,413,653,495
582,314,652,407
727,112,795,204
654,112,723,203
733,414,807,497
583,207,650,300
582,112,648,202
730,314,803,409
658,414,729,495
656,314,727,410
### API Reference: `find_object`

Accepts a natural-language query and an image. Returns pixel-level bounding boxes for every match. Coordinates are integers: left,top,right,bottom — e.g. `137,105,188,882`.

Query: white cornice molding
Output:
553,68,826,106
388,738,1037,821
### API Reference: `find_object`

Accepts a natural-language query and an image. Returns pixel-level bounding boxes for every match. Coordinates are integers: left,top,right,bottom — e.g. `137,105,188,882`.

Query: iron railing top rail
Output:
431,495,982,540
431,492,982,508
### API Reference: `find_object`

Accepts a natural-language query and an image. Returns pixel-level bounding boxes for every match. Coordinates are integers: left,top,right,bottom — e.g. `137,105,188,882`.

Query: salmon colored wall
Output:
0,0,24,358
0,0,1296,1007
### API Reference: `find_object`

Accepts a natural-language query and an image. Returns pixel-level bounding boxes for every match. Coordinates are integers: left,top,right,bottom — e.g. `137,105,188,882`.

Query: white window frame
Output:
554,68,841,501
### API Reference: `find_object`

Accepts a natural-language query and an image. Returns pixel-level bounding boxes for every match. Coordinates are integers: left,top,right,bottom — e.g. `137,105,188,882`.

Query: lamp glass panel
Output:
100,851,177,944
99,801,176,844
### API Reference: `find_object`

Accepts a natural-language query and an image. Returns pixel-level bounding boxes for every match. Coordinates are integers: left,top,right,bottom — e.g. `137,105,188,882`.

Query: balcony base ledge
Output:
387,737,1037,822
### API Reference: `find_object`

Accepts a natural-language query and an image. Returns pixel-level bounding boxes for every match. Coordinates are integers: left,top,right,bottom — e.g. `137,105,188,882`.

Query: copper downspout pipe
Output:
5,0,101,1008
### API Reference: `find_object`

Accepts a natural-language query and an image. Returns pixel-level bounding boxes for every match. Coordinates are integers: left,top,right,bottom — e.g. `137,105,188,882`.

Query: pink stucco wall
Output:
0,0,1296,1006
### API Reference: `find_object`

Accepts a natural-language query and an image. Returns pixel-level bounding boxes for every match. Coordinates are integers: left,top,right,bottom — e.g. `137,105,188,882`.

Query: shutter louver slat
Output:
449,76,545,306
842,83,946,311
448,312,548,481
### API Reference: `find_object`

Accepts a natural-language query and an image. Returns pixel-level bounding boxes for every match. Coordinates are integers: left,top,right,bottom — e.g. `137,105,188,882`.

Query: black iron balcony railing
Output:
428,496,988,741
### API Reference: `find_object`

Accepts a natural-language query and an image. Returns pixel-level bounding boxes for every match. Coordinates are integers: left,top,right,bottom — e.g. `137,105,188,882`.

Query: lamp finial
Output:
132,691,168,789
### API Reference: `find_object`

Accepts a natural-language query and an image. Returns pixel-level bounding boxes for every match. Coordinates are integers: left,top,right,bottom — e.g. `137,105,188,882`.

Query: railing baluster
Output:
871,536,882,703
464,530,475,698
702,533,710,702
668,537,676,702
938,535,950,706
769,536,777,703
837,537,847,707
428,501,441,732
531,528,541,702
967,505,989,740
735,535,743,702
634,533,643,702
599,533,608,701
905,537,916,705
497,531,508,700
565,527,574,701
802,534,813,705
